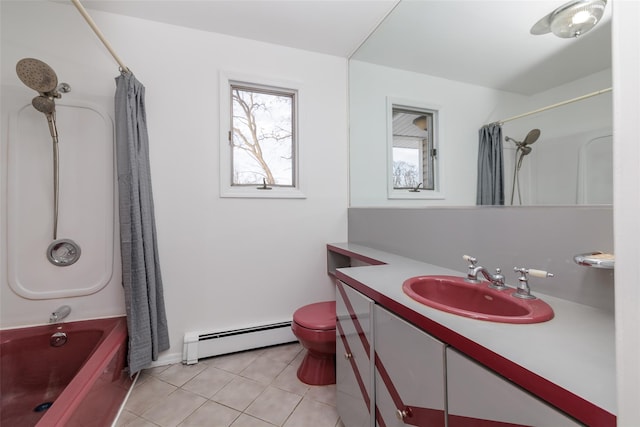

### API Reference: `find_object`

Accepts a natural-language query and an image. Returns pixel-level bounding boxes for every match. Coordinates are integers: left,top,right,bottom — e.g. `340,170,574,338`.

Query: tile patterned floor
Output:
115,343,345,427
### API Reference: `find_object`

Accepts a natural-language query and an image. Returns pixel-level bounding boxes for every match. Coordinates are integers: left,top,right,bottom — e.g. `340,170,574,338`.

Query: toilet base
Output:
297,350,336,385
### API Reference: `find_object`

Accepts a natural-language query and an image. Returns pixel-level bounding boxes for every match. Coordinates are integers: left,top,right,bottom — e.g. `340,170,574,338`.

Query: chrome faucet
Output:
49,305,71,324
513,267,553,299
463,255,508,290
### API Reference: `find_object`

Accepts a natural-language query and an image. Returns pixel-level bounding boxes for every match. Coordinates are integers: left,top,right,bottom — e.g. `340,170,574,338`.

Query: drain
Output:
34,402,53,412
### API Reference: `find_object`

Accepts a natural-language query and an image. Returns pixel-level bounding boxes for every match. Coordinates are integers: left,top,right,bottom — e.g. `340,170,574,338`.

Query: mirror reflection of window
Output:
391,107,436,190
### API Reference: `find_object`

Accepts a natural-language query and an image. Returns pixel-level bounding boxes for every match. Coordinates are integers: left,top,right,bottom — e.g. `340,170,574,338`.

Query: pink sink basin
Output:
402,275,554,324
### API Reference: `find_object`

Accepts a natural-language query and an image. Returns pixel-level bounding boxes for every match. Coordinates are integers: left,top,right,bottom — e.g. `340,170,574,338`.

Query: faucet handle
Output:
513,267,553,299
527,269,554,279
463,255,477,265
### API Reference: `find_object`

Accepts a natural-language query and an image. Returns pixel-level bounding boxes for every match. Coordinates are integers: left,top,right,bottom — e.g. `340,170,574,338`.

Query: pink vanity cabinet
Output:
447,348,582,427
336,280,375,427
374,305,446,427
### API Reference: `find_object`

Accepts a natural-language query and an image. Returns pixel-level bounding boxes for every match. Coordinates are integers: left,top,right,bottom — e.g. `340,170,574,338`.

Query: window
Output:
220,73,303,198
392,108,435,190
387,100,443,199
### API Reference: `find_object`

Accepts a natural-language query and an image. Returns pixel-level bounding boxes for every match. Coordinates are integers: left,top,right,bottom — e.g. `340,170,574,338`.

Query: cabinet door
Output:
447,348,582,426
336,281,375,427
374,305,446,427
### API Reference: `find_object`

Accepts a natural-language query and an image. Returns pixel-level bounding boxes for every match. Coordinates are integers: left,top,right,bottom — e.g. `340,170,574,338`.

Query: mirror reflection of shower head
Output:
523,129,541,146
506,129,541,150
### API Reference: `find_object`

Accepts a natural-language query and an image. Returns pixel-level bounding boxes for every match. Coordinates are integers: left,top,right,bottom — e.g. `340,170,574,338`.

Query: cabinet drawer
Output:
374,305,446,427
447,348,582,426
337,281,374,427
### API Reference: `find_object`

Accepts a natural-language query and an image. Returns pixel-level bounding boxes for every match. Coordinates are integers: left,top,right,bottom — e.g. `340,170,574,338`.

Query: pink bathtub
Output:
0,316,132,427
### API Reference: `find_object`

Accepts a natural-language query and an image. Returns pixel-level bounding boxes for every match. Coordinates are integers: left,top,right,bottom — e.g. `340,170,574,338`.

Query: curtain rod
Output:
70,0,130,73
493,87,612,126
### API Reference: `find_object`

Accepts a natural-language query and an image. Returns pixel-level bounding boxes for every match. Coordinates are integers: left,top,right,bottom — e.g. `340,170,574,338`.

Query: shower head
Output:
523,129,541,146
16,58,58,94
32,96,56,115
505,129,541,149
32,96,59,143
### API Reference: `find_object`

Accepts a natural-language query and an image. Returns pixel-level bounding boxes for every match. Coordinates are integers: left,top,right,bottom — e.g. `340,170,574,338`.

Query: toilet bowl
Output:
291,301,336,385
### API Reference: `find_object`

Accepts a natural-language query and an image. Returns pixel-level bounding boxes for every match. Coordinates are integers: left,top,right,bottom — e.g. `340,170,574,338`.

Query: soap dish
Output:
573,252,614,269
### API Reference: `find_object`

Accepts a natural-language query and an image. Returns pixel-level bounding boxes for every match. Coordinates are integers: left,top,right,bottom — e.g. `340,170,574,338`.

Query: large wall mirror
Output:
349,0,612,207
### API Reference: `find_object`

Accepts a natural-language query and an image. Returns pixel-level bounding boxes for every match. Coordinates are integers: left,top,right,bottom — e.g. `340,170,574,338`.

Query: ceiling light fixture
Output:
412,116,428,131
530,0,607,38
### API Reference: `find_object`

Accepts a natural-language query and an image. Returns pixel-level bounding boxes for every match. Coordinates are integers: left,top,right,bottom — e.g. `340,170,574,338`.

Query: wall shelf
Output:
574,252,614,269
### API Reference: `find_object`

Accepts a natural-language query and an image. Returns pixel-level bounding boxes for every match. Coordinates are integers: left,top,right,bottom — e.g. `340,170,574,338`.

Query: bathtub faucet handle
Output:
50,305,71,324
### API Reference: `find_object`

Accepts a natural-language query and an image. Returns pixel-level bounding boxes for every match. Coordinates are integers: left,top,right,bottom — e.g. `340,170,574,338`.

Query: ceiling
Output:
352,1,612,95
76,0,612,95
74,0,398,57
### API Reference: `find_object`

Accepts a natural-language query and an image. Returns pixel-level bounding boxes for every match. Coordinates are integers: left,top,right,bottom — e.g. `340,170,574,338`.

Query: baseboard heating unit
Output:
182,321,296,365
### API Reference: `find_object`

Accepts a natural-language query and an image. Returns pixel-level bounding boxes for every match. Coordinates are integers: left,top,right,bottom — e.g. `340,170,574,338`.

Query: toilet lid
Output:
293,301,336,330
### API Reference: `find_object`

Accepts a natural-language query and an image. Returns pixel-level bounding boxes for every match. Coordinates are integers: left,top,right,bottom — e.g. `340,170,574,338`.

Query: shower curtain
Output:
476,124,505,205
115,72,169,376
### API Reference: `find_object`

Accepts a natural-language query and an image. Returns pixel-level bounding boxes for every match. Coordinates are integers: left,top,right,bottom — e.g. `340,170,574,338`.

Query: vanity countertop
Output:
329,242,616,426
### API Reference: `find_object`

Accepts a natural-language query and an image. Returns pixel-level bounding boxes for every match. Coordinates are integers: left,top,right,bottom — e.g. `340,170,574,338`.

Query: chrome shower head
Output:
523,129,541,146
520,145,533,155
16,58,58,94
32,96,56,115
506,129,541,149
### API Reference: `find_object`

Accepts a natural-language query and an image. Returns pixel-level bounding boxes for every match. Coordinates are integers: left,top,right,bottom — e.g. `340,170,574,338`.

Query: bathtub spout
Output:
50,305,71,324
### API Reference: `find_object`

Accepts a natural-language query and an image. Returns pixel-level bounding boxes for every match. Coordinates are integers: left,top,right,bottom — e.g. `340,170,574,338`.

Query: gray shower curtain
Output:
115,72,169,376
476,124,505,205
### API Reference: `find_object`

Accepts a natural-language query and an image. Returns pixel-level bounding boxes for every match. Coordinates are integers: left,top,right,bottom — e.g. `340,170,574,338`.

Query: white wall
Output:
349,60,523,207
494,70,612,205
612,0,640,423
349,59,612,207
1,1,349,364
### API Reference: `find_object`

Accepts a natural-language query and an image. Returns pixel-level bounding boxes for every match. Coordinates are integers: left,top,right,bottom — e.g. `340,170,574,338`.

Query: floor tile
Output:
283,397,339,427
113,410,142,426
230,414,277,427
292,350,305,367
212,376,266,411
117,344,338,427
240,354,288,384
177,400,241,427
305,384,337,407
207,350,260,374
244,386,302,426
259,343,303,364
125,377,177,415
141,388,206,427
155,363,208,387
121,415,161,427
272,364,309,396
182,366,237,398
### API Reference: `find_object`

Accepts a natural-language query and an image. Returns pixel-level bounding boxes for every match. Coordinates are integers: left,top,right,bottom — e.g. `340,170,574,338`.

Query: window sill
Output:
388,190,445,200
220,187,306,199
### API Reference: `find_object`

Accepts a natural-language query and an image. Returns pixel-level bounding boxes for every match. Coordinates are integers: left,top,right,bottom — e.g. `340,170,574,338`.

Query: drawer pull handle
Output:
344,353,353,359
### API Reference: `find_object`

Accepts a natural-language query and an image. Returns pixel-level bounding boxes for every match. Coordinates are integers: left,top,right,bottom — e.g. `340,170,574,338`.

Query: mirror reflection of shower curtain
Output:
115,71,170,376
476,124,504,205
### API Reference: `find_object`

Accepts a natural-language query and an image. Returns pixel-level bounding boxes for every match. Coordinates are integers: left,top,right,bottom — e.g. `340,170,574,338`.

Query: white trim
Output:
386,97,445,200
219,71,305,199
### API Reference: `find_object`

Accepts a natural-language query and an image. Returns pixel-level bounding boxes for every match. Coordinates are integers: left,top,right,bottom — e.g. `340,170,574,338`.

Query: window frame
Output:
386,97,445,200
219,71,305,199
